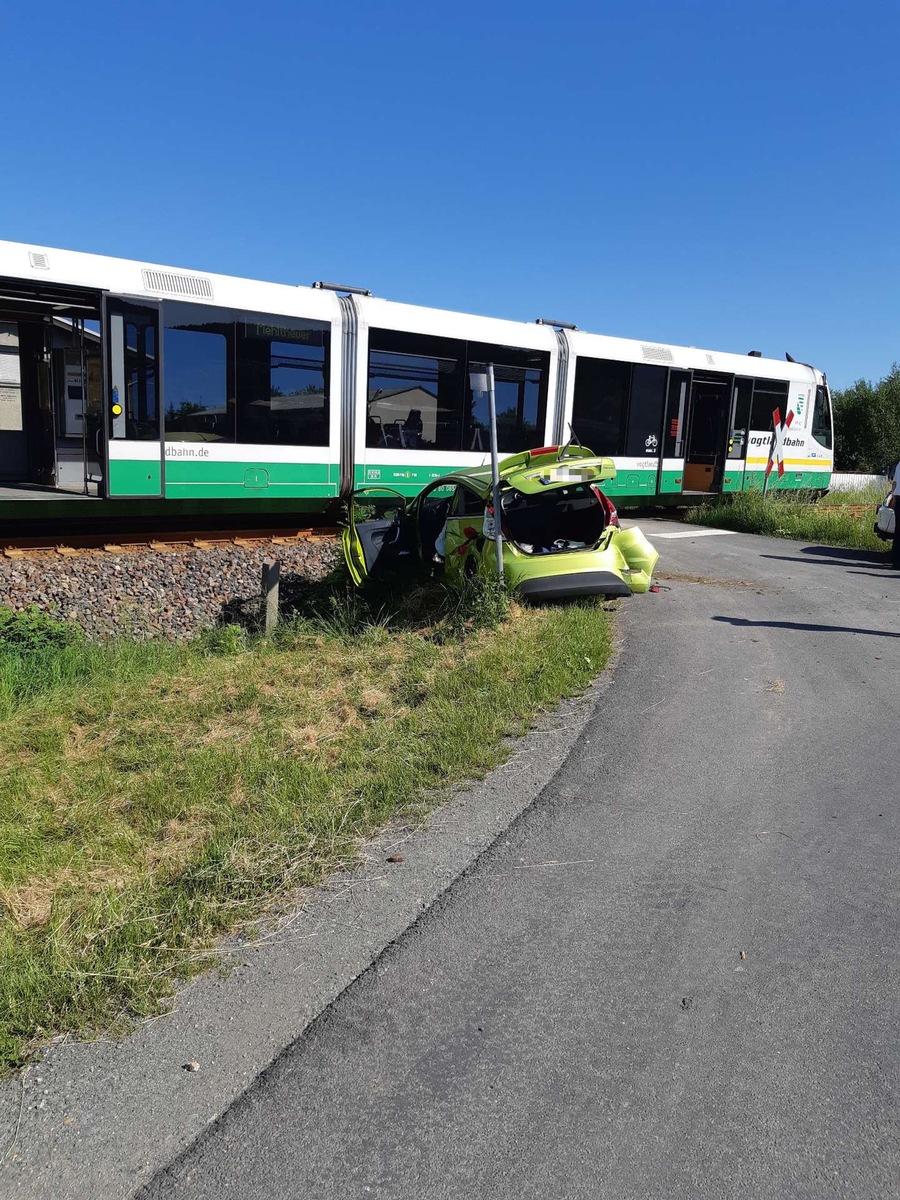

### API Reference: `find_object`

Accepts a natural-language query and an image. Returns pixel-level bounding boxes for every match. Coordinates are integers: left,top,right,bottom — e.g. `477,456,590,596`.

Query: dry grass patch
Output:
1,864,131,930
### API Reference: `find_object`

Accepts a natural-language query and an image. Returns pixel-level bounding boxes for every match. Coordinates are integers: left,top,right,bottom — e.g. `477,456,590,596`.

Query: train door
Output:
724,376,753,492
103,298,164,498
0,322,27,481
53,321,104,494
658,369,690,495
16,322,57,486
682,372,733,493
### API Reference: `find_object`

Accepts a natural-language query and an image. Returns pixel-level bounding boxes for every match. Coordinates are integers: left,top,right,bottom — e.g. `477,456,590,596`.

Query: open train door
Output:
102,297,164,498
682,372,733,494
657,369,691,496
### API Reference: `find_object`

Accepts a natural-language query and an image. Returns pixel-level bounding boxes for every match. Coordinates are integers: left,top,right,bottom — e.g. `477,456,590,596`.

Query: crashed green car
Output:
343,445,659,601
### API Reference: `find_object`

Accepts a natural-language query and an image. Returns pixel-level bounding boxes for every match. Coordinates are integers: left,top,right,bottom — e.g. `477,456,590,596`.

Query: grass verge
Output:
0,574,611,1074
685,489,886,551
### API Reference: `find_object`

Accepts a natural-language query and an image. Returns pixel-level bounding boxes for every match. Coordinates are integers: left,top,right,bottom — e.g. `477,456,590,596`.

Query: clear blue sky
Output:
2,0,896,389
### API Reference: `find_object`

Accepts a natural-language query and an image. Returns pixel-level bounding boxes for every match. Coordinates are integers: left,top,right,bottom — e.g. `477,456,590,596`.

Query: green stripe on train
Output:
741,469,832,491
163,458,336,499
355,463,464,494
108,459,162,496
356,462,833,501
105,457,831,503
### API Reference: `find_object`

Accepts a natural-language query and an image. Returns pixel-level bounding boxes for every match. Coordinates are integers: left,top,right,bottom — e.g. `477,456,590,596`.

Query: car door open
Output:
343,488,415,585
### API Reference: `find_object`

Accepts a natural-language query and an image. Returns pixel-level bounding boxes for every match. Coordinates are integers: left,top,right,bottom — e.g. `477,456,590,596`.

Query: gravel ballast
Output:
0,537,342,640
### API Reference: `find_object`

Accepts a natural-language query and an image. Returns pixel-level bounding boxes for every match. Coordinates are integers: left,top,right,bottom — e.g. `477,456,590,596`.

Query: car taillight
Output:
591,484,618,526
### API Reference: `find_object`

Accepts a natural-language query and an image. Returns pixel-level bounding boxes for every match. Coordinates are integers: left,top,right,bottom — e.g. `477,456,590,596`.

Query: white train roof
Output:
567,328,821,383
0,239,341,323
0,239,822,380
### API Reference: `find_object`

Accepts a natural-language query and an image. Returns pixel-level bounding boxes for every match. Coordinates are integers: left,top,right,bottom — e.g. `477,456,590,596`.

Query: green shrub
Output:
832,365,900,472
0,606,83,654
437,573,511,640
198,623,249,656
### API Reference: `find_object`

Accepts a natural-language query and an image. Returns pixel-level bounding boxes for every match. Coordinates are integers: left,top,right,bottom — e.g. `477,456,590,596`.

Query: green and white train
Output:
0,240,833,526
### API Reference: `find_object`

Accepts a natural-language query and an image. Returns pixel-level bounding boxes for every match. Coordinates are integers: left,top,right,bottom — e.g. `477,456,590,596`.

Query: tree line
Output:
832,364,900,473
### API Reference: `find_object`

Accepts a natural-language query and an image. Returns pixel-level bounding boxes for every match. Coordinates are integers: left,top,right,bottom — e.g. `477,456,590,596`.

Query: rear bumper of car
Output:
516,570,633,600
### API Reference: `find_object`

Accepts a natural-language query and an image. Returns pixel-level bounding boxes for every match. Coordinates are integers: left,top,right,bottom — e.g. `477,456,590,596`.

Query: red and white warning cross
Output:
765,407,794,479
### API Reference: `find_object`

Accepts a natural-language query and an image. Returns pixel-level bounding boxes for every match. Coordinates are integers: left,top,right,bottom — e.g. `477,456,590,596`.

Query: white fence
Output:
828,472,889,492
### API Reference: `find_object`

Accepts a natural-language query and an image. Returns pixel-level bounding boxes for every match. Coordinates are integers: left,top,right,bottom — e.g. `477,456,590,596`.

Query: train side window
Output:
729,377,753,458
663,370,691,457
571,357,630,455
123,318,158,439
164,320,233,443
812,385,832,448
625,364,666,456
237,321,329,446
466,344,548,454
749,379,789,431
367,330,464,452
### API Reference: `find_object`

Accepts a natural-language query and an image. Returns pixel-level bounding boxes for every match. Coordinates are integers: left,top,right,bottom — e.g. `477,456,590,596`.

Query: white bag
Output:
876,496,895,538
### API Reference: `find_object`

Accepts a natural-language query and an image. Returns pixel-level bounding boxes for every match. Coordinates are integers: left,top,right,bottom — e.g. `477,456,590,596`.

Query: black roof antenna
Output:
560,424,583,458
786,351,820,372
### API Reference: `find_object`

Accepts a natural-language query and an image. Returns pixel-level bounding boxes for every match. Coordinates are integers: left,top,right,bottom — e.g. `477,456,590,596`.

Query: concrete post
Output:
262,559,280,635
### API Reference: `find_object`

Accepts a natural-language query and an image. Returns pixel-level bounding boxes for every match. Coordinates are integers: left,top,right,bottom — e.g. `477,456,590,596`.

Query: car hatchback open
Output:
344,445,659,601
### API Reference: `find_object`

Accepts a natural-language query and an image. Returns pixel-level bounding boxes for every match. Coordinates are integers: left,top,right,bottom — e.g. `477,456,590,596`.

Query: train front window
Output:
749,379,789,431
812,385,832,448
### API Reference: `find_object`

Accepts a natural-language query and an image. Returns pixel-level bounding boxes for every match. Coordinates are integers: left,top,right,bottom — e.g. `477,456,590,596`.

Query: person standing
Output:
890,461,900,568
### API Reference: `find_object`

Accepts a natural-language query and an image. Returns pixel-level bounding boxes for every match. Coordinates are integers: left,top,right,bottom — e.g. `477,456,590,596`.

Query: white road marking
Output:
651,529,736,539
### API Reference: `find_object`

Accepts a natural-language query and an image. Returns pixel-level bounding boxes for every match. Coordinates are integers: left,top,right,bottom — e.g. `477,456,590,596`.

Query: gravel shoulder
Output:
0,537,341,639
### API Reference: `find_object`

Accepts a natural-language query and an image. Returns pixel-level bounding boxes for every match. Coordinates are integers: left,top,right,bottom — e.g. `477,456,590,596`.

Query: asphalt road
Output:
142,521,899,1200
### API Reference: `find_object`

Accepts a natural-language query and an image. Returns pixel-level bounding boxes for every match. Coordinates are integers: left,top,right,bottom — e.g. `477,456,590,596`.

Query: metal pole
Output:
486,363,504,581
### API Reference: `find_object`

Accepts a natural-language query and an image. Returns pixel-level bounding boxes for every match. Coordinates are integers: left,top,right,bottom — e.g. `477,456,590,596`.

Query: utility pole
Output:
470,366,504,580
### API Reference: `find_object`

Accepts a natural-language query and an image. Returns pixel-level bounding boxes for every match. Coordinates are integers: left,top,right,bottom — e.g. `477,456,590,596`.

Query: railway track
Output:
1,526,341,559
